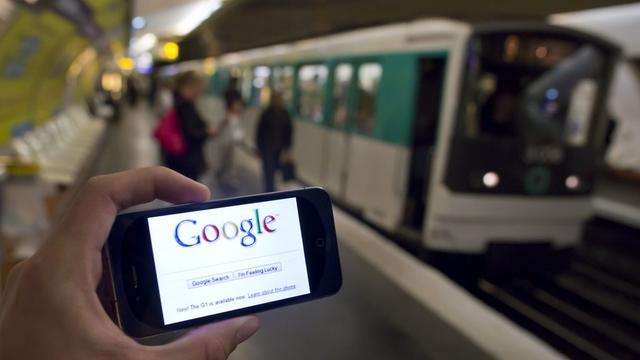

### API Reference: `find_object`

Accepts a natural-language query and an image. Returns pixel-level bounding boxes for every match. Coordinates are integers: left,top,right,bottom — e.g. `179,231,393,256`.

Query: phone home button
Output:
315,237,325,247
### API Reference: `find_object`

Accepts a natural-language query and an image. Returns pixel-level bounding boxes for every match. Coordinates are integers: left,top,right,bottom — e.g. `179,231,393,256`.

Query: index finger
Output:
57,166,210,252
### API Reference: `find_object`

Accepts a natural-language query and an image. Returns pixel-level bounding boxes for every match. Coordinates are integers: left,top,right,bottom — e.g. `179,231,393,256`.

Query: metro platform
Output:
89,103,571,359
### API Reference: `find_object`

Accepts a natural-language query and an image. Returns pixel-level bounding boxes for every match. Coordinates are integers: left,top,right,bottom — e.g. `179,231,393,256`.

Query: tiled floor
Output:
93,102,430,360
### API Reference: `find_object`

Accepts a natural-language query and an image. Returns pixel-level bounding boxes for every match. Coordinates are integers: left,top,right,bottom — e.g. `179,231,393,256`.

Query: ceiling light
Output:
131,16,146,30
117,57,135,72
172,0,222,36
161,42,180,60
129,33,157,56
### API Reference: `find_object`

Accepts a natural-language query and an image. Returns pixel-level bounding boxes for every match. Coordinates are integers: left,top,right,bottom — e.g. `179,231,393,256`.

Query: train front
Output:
427,25,620,262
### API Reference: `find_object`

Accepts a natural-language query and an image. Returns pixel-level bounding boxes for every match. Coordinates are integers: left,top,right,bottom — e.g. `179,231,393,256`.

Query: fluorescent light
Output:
172,0,222,36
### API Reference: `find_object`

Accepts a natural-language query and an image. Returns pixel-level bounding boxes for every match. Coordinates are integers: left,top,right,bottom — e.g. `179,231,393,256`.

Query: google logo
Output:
174,209,276,248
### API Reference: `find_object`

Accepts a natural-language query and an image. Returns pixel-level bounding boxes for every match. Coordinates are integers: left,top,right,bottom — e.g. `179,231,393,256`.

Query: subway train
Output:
203,19,620,264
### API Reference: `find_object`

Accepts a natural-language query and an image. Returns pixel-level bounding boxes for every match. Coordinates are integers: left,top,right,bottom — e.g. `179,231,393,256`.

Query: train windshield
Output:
461,32,609,146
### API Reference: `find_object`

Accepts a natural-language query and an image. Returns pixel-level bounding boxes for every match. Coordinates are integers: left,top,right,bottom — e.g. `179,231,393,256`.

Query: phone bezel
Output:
105,187,341,339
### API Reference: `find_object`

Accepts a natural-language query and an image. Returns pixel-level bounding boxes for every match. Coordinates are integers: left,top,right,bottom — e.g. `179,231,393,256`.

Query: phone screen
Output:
146,197,311,325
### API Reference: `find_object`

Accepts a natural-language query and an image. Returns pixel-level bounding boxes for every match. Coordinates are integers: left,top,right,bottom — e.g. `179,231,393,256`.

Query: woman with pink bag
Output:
155,71,216,180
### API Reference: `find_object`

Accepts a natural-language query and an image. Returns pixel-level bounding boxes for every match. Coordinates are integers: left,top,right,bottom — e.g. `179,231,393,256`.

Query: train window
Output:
462,34,609,146
251,66,271,107
272,66,294,106
332,63,353,128
297,64,328,122
355,63,382,134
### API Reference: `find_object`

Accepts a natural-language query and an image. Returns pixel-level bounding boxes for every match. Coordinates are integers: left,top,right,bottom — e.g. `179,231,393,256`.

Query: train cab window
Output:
297,64,328,123
332,63,353,128
461,34,609,146
251,66,271,107
355,63,382,134
272,66,294,107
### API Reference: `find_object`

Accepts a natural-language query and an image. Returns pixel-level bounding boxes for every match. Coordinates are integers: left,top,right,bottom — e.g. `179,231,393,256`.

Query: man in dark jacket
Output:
256,92,293,192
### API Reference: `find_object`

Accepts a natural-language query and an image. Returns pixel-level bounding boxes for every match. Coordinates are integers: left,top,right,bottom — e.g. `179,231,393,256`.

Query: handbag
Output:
153,108,186,156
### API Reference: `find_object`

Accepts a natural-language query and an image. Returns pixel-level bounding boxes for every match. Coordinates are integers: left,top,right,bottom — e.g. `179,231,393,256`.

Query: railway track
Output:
474,218,640,360
337,192,640,359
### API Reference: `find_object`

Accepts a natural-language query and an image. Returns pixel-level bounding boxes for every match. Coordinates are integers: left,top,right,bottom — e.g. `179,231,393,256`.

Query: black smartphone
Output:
100,187,342,339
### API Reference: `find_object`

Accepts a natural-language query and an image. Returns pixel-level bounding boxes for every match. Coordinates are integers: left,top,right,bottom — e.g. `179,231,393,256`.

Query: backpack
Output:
153,108,186,156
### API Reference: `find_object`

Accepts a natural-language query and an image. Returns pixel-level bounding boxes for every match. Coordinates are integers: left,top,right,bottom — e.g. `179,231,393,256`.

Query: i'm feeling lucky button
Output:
187,263,283,289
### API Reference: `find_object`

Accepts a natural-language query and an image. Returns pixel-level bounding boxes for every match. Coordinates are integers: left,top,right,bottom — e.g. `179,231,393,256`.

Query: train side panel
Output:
324,128,349,196
344,135,411,229
292,121,328,185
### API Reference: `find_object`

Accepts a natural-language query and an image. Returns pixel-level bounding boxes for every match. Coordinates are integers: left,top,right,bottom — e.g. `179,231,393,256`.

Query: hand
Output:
0,167,260,360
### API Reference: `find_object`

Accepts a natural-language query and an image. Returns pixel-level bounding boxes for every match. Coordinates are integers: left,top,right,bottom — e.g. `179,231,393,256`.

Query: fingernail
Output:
236,317,260,343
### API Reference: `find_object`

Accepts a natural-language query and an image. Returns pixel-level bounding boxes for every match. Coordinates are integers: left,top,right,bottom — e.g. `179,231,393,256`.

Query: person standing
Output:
256,92,293,192
214,92,245,187
224,76,242,107
164,71,212,180
148,71,158,106
126,75,138,106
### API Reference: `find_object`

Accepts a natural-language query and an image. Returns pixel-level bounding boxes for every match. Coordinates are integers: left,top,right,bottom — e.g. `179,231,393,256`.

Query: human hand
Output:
0,167,260,359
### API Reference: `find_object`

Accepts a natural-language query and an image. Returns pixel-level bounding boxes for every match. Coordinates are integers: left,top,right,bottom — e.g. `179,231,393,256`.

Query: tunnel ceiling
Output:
179,0,637,60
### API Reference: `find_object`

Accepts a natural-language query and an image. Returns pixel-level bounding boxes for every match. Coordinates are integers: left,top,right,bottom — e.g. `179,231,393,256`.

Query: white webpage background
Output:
147,198,310,325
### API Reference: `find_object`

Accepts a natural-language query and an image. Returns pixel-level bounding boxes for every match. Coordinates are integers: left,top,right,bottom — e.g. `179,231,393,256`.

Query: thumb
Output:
154,316,260,360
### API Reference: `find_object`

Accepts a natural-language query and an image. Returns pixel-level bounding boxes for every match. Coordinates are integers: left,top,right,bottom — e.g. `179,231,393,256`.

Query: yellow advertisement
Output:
0,0,126,144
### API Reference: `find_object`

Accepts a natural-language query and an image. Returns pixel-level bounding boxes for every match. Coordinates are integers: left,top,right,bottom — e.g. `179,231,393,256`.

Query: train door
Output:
343,61,386,212
293,63,330,185
325,62,355,197
401,57,446,234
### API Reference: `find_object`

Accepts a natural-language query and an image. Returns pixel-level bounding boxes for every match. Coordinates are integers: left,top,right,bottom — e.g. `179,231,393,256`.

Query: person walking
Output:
256,91,293,192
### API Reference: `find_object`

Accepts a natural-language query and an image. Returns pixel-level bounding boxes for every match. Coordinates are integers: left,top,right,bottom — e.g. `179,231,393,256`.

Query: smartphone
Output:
100,187,342,339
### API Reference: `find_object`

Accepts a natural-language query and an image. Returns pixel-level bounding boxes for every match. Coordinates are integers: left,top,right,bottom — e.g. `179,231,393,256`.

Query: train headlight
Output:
565,175,581,190
483,172,500,188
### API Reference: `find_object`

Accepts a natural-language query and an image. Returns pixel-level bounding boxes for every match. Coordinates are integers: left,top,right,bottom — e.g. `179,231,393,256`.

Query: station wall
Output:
0,0,127,145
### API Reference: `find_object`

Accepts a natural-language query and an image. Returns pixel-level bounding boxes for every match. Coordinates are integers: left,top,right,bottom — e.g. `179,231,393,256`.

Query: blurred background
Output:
0,0,639,359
